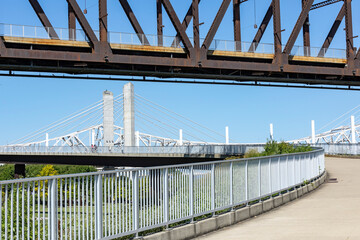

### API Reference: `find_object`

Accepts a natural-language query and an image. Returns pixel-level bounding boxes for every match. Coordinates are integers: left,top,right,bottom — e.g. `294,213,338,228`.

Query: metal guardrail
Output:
0,23,346,60
314,143,360,155
0,145,265,155
0,148,324,239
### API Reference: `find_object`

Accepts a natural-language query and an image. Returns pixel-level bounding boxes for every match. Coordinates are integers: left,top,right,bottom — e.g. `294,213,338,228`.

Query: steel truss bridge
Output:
1,0,360,90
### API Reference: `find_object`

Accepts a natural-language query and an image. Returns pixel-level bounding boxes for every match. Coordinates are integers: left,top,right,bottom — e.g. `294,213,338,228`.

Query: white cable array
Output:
135,94,233,143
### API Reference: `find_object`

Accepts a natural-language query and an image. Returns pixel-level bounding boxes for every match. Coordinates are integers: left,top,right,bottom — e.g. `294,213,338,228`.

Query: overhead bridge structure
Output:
1,0,360,89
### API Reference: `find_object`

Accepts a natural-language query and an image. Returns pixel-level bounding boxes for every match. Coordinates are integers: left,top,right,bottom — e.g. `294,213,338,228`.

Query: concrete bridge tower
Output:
123,83,135,146
103,90,114,147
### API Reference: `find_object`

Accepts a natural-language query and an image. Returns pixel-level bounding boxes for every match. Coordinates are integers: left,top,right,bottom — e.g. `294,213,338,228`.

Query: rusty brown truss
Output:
0,0,360,88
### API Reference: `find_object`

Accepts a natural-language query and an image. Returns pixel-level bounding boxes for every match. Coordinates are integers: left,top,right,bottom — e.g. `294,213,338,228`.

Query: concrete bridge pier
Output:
14,164,25,178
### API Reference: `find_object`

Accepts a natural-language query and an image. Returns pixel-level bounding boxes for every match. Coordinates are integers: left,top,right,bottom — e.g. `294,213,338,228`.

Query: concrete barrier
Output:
195,218,217,236
273,195,283,208
297,187,303,197
234,207,250,223
250,203,263,217
282,192,291,204
289,190,297,201
216,212,235,229
262,199,274,212
170,224,195,240
302,185,308,194
143,172,327,240
308,183,314,192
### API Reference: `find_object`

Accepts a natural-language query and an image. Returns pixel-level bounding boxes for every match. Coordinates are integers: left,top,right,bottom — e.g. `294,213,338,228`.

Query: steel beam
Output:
233,0,241,51
193,0,200,49
272,0,282,63
302,0,310,56
0,37,5,51
99,0,108,43
28,0,59,39
66,0,98,48
161,0,193,54
157,0,163,46
119,0,150,46
68,4,76,40
171,0,202,47
283,0,314,56
202,0,231,51
344,0,354,67
249,3,273,52
318,3,345,57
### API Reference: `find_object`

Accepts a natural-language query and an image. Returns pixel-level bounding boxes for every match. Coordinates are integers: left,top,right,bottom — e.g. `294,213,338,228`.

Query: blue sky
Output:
1,0,360,144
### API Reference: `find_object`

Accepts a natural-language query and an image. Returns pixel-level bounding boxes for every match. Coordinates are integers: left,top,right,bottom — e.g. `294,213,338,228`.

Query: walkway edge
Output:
143,172,327,240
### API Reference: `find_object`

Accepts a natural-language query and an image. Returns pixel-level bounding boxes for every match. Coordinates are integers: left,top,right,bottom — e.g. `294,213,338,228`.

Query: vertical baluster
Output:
86,176,89,240
0,185,2,240
27,183,30,240
245,161,248,203
115,173,118,235
90,176,93,240
95,175,103,239
65,179,68,240
82,177,85,239
73,178,76,239
22,183,25,240
16,183,19,239
32,182,35,240
133,171,139,237
163,168,169,228
5,185,8,240
11,183,14,240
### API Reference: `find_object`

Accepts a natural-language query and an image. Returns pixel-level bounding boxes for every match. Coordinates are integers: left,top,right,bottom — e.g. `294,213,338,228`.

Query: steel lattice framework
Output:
292,124,360,144
1,0,360,89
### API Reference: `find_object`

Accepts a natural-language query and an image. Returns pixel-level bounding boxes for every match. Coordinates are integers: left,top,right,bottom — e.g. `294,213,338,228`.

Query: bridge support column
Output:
225,126,229,145
103,91,114,148
311,120,316,144
179,129,183,146
351,115,356,143
14,164,25,179
124,83,135,147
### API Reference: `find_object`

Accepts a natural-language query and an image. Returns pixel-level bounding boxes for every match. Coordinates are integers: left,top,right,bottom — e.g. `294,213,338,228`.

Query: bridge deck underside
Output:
0,153,226,167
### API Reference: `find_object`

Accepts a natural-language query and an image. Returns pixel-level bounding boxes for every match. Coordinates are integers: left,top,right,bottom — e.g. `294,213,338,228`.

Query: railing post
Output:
269,158,272,194
95,175,103,239
245,160,248,202
211,164,215,214
278,157,281,191
132,171,139,235
163,168,169,226
286,156,289,188
229,162,233,208
49,179,58,240
189,166,194,220
258,159,261,197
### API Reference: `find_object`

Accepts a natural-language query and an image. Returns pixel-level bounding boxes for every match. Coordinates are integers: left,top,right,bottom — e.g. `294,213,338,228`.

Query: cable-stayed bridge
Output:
3,81,360,170
1,83,267,172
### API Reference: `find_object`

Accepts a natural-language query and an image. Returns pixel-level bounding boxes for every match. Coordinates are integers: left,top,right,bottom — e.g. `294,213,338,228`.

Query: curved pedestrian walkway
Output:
194,157,360,240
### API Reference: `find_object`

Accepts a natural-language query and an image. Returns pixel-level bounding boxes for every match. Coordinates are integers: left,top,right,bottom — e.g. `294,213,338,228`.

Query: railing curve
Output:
0,148,325,239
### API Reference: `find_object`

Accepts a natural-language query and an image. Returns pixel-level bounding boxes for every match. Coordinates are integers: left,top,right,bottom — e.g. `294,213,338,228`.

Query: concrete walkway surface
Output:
194,157,360,240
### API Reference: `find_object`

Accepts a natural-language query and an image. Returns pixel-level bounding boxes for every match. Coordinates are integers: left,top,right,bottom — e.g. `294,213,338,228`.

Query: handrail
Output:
0,23,346,60
0,148,325,239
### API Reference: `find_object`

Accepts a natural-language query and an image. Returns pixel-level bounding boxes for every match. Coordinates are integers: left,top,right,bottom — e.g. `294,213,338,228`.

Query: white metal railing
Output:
0,148,324,239
314,143,360,155
0,23,346,60
0,145,265,155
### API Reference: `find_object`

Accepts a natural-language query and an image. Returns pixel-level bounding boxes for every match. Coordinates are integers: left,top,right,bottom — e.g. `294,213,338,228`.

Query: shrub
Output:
244,149,262,158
